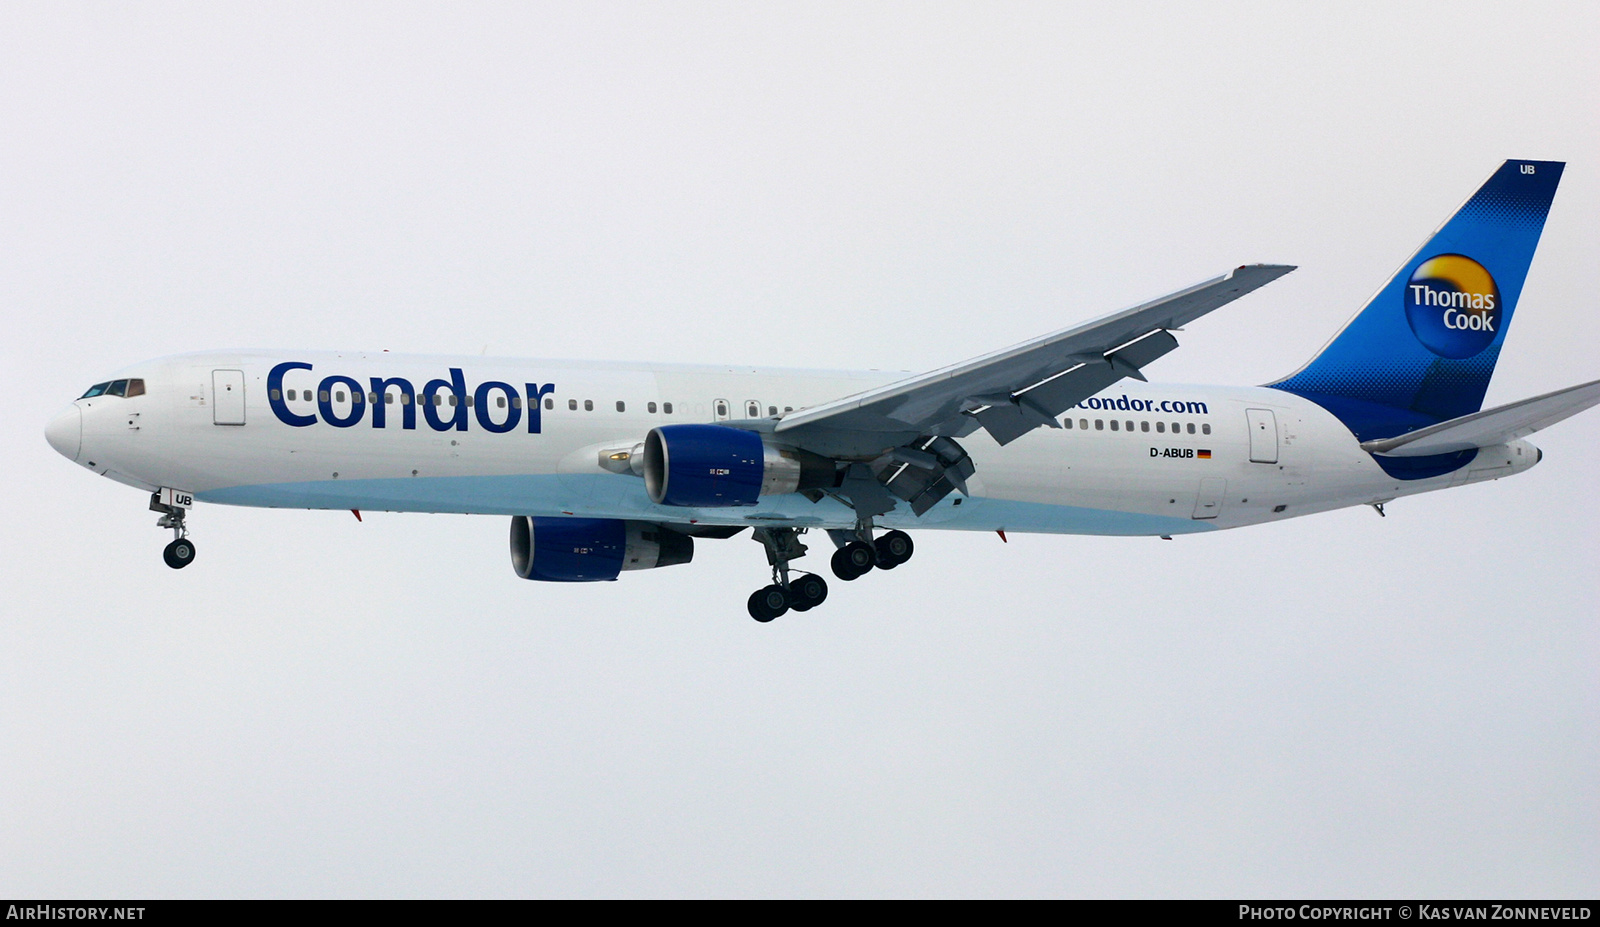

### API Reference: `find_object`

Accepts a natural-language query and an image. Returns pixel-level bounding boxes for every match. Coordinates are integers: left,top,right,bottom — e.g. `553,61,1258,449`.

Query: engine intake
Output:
509,516,694,582
641,424,836,507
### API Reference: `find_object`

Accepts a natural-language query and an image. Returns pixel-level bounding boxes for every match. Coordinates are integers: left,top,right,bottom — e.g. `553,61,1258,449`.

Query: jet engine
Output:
641,423,836,507
509,516,694,582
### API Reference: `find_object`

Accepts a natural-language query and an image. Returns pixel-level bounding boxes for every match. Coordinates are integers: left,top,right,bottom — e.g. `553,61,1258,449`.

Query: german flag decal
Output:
1197,449,1212,459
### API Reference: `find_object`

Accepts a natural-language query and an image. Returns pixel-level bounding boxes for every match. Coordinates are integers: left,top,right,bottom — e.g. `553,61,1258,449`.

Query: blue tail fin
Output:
1269,160,1564,455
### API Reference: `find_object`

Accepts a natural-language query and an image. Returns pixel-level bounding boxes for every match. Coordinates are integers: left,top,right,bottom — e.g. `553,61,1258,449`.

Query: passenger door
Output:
212,369,246,425
1246,408,1278,464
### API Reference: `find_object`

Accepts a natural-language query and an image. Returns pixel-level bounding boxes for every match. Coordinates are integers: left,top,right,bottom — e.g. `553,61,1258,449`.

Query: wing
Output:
764,264,1294,517
777,264,1295,453
1360,378,1600,457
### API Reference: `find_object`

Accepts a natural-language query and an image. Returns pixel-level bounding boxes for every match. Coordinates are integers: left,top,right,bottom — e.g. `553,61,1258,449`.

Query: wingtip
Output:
1228,263,1297,284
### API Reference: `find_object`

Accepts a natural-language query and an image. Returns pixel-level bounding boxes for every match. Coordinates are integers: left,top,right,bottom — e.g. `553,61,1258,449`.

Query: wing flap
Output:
971,330,1181,445
1361,378,1600,457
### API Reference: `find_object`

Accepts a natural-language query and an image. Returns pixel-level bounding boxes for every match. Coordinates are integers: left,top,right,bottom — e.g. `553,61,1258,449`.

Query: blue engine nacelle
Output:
509,517,694,582
642,423,836,507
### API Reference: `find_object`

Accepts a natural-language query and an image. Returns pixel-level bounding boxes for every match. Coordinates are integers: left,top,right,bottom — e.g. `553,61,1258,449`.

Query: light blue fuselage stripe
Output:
198,474,1217,537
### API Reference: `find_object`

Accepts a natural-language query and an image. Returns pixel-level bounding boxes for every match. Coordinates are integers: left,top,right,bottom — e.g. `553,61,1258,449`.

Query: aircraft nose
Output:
45,404,81,461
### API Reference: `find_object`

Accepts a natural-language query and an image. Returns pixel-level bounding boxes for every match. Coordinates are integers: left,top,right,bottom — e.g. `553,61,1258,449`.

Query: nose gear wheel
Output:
163,538,196,569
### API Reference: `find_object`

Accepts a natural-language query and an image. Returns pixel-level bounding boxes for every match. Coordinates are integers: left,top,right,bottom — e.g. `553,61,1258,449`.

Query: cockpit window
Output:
79,378,144,399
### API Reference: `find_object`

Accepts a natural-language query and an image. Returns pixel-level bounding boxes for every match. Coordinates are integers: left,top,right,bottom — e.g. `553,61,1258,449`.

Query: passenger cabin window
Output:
746,401,760,417
768,406,777,416
663,402,674,414
1202,423,1211,435
616,401,625,412
584,400,594,412
648,402,657,413
1156,421,1165,433
1063,418,1073,429
545,398,554,410
568,399,577,411
1187,423,1195,434
715,401,728,417
1110,420,1119,431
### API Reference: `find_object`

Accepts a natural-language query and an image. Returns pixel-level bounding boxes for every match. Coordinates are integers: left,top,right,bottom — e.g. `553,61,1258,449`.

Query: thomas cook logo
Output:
1403,254,1501,358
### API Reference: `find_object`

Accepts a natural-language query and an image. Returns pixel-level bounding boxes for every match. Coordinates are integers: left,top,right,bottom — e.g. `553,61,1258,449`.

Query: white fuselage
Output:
49,350,1540,537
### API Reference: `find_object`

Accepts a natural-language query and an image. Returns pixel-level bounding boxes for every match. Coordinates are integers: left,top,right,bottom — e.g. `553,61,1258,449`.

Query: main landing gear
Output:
151,490,196,569
745,524,917,622
828,529,913,581
747,527,828,622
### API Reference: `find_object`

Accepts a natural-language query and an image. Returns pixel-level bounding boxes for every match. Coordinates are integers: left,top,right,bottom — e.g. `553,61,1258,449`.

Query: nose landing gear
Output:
151,489,196,570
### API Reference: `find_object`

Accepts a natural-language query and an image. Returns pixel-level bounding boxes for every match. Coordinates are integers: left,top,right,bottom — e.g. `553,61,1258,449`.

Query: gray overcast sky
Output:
2,1,1596,898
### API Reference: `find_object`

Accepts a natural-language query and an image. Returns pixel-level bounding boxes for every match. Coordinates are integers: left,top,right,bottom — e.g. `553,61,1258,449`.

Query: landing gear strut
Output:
151,490,196,569
747,527,828,622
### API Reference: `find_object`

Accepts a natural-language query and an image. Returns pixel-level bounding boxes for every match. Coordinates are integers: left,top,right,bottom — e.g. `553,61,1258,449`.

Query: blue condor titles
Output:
1077,394,1210,415
266,361,557,434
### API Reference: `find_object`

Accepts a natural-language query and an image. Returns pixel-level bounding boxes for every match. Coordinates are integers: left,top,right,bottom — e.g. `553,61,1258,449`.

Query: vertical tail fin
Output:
1269,160,1564,445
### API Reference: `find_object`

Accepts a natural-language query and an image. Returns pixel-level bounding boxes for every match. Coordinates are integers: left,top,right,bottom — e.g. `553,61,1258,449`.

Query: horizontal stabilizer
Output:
1360,378,1600,457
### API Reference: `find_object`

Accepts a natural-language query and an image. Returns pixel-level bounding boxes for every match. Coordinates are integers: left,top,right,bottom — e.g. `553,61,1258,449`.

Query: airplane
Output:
44,159,1600,622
